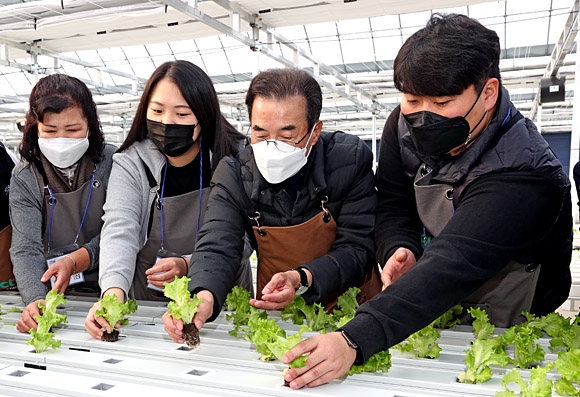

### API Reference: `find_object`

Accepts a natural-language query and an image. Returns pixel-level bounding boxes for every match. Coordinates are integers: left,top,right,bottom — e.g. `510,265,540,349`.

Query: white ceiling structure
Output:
0,0,576,150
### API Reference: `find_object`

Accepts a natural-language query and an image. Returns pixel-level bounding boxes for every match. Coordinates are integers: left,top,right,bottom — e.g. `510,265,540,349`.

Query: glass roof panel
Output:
506,0,551,14
341,32,375,64
121,45,149,60
505,11,550,48
97,47,125,62
398,10,431,31
467,1,505,19
145,42,173,57
305,22,343,66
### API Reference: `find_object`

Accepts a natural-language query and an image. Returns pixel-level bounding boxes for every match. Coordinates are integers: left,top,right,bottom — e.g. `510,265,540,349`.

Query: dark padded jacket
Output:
189,131,377,320
343,88,572,364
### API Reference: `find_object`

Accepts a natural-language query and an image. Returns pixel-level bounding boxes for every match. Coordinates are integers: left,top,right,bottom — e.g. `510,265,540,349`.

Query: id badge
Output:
46,244,85,288
147,249,182,292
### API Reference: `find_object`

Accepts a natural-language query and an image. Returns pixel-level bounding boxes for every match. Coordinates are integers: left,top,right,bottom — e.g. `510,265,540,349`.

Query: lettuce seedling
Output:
164,275,202,348
95,295,137,342
281,295,330,332
432,304,462,329
554,348,580,396
26,289,67,353
468,307,495,340
348,349,392,376
248,314,286,361
331,287,360,330
266,325,309,369
225,286,267,337
497,363,554,397
457,337,510,384
501,323,545,369
394,322,442,359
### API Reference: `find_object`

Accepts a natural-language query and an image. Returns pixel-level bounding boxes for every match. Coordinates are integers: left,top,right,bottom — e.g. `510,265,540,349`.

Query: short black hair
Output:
20,74,104,163
394,13,501,97
245,68,322,132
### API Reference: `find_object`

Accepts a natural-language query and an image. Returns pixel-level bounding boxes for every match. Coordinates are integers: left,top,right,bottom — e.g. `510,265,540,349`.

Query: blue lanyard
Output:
46,172,95,253
501,108,511,127
159,140,204,251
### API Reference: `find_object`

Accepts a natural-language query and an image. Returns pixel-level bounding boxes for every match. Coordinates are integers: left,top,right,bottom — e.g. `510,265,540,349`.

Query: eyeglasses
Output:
254,130,311,153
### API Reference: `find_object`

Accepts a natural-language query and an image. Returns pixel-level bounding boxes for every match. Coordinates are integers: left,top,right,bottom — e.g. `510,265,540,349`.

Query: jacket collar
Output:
240,134,328,206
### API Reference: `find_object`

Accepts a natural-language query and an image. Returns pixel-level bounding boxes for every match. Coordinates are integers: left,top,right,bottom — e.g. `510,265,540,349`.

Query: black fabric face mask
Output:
403,86,486,156
403,111,471,156
147,119,197,157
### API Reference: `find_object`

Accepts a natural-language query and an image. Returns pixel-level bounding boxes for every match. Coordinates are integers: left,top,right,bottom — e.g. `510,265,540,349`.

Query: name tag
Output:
146,255,165,292
46,254,85,288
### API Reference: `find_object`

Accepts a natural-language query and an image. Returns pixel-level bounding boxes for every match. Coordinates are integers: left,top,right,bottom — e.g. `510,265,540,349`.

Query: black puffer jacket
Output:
343,88,572,365
190,131,377,320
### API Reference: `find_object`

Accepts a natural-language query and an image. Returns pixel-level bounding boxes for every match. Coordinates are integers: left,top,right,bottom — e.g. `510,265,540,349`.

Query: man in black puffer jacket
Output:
162,68,379,343
283,13,572,390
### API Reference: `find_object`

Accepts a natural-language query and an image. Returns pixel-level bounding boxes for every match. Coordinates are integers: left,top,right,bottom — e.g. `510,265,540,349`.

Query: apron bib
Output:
43,177,105,296
134,188,209,301
0,225,16,290
251,199,381,312
414,164,540,327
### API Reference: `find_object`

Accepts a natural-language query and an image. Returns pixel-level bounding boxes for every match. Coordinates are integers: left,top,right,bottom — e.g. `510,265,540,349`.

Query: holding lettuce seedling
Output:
94,295,137,342
26,289,67,353
164,275,203,348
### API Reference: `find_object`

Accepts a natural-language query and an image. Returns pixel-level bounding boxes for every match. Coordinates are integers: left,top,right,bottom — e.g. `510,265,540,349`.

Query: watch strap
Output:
293,267,309,295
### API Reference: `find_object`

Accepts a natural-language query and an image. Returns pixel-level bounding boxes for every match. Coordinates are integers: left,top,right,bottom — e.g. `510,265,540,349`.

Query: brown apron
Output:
414,164,540,327
251,199,381,312
0,225,16,290
43,176,105,296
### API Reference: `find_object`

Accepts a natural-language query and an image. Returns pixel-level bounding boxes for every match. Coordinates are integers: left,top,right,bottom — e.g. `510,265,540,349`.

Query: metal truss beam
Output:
529,0,579,120
160,0,384,115
0,38,146,96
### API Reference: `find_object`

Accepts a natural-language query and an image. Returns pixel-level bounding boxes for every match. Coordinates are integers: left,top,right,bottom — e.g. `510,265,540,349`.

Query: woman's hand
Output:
163,289,214,343
84,288,125,339
146,256,189,288
16,299,44,333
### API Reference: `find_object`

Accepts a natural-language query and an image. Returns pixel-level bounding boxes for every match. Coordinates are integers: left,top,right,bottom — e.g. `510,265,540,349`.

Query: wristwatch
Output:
294,267,309,296
341,330,359,350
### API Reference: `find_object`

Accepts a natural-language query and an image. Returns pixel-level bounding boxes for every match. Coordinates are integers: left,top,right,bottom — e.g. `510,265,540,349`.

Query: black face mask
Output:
147,119,197,157
403,87,486,156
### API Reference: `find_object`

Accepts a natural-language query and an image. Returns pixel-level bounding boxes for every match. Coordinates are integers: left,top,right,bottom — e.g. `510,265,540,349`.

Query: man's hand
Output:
84,288,124,339
283,332,357,389
250,270,301,310
146,257,188,288
163,289,214,343
17,299,43,333
382,247,416,289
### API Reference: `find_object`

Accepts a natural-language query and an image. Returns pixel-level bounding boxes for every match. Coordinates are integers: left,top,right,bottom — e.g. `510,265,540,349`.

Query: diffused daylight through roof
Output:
0,0,576,153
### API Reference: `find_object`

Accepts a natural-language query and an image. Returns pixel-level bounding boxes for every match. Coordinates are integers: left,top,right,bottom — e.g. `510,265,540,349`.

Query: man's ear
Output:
308,120,323,147
483,78,500,112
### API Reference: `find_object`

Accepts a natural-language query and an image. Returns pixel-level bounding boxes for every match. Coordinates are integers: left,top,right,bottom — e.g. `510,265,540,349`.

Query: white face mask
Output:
38,130,90,168
252,125,315,184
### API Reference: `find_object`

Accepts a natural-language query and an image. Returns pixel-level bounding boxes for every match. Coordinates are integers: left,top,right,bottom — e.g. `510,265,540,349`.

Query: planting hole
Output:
177,346,192,351
92,383,114,391
8,370,29,377
103,358,122,364
187,369,208,376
